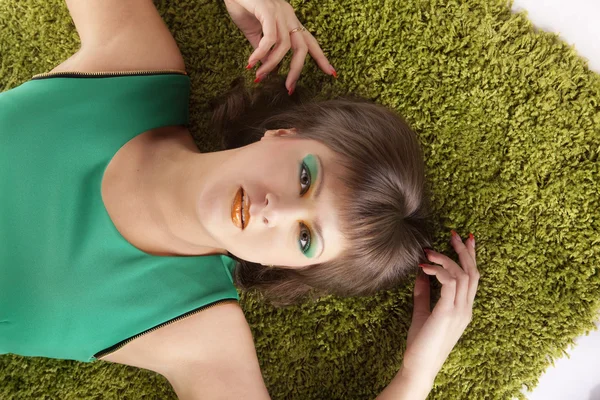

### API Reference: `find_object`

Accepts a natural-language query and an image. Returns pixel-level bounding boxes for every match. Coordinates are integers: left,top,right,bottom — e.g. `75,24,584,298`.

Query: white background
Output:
511,0,600,74
510,0,600,399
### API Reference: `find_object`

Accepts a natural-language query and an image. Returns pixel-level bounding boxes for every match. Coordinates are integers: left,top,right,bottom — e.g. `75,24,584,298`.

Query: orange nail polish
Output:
451,229,458,238
329,64,337,78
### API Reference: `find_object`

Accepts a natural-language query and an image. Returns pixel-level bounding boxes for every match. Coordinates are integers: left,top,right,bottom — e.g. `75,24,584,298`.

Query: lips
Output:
231,187,251,230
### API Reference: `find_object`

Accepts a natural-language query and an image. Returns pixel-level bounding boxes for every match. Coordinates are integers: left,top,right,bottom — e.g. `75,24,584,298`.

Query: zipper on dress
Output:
93,298,237,360
31,69,187,80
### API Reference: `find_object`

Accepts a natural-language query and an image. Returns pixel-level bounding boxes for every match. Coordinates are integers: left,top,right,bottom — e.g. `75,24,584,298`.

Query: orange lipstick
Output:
231,187,251,229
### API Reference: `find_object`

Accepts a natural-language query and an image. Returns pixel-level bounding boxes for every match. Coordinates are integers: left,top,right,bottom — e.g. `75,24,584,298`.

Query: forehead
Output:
315,179,347,263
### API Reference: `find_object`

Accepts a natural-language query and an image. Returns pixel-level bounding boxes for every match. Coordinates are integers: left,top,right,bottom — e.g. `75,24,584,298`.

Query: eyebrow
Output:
313,155,325,259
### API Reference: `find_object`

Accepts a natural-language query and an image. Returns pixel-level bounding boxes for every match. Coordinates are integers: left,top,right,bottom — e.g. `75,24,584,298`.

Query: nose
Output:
261,193,313,227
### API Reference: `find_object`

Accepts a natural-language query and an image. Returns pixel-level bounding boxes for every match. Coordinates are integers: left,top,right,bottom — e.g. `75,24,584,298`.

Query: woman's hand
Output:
402,231,480,386
223,0,336,94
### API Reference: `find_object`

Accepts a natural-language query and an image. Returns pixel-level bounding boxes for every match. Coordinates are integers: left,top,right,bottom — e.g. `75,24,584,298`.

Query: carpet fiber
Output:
1,0,599,399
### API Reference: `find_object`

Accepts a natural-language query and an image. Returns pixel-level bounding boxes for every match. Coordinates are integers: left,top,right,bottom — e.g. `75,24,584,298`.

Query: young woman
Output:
0,0,480,398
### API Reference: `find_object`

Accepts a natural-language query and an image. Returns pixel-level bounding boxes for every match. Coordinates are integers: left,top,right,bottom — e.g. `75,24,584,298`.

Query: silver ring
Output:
289,26,307,34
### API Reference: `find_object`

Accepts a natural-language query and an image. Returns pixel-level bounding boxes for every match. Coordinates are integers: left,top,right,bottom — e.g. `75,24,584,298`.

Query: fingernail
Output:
254,74,266,83
245,63,254,70
451,230,460,240
288,82,295,96
418,264,428,268
329,64,337,78
469,233,475,248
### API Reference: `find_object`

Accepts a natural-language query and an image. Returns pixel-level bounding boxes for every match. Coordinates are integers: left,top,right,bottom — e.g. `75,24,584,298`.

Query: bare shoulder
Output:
49,47,185,75
100,300,271,399
49,0,185,74
99,300,247,375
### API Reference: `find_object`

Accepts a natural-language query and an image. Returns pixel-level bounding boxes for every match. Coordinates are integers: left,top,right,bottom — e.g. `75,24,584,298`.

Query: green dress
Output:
0,71,239,363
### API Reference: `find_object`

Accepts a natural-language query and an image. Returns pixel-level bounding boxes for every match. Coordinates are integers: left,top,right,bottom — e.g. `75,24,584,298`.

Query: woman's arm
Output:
120,301,425,400
161,303,272,400
378,232,480,399
52,0,185,74
377,368,435,400
102,232,477,399
99,299,421,400
99,301,271,399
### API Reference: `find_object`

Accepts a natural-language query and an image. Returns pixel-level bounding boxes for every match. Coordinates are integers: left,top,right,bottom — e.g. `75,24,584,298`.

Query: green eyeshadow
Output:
301,154,319,258
303,154,318,181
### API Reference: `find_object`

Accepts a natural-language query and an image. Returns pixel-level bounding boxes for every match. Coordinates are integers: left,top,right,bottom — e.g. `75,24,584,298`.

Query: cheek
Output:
243,161,295,200
250,140,297,177
228,229,305,266
227,230,277,263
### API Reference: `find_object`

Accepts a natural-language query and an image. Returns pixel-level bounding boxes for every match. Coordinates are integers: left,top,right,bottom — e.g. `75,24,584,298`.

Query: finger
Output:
467,270,480,305
303,32,335,76
255,17,291,77
449,230,477,276
467,232,476,267
419,264,456,308
424,247,465,279
423,254,468,308
285,35,308,92
242,31,270,66
248,8,278,67
245,32,262,51
256,48,273,72
465,233,480,303
412,270,431,319
426,241,470,306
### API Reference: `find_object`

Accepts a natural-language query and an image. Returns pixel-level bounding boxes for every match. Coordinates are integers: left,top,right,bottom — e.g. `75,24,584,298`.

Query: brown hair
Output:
209,74,434,307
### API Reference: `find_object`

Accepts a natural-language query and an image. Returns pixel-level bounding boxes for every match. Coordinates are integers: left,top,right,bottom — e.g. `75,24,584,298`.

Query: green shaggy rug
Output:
1,0,599,399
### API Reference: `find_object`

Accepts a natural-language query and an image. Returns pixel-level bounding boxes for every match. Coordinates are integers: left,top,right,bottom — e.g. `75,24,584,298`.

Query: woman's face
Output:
198,128,347,268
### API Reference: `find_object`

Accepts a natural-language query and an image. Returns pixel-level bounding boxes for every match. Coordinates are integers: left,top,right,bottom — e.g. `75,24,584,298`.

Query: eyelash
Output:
300,161,311,195
299,222,311,254
299,162,312,255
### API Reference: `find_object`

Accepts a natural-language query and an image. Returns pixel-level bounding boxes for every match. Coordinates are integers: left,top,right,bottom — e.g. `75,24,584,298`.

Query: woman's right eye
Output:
299,222,312,254
299,162,311,195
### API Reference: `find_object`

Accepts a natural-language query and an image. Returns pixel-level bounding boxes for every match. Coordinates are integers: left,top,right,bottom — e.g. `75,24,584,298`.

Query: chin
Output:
196,196,227,238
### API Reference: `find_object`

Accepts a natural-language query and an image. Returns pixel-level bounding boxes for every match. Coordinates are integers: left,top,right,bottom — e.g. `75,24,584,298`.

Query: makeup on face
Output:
298,154,323,259
229,152,325,261
231,187,250,230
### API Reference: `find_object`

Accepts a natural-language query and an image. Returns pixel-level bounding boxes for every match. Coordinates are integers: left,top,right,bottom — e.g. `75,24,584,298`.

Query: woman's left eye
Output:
299,162,311,195
298,222,311,254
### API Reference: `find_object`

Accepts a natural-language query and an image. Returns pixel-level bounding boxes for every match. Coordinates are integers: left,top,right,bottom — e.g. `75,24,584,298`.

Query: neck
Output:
143,131,234,256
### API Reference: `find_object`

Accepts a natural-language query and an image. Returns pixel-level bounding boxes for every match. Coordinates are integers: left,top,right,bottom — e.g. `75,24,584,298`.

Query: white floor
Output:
511,0,600,74
510,0,600,399
521,321,600,400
